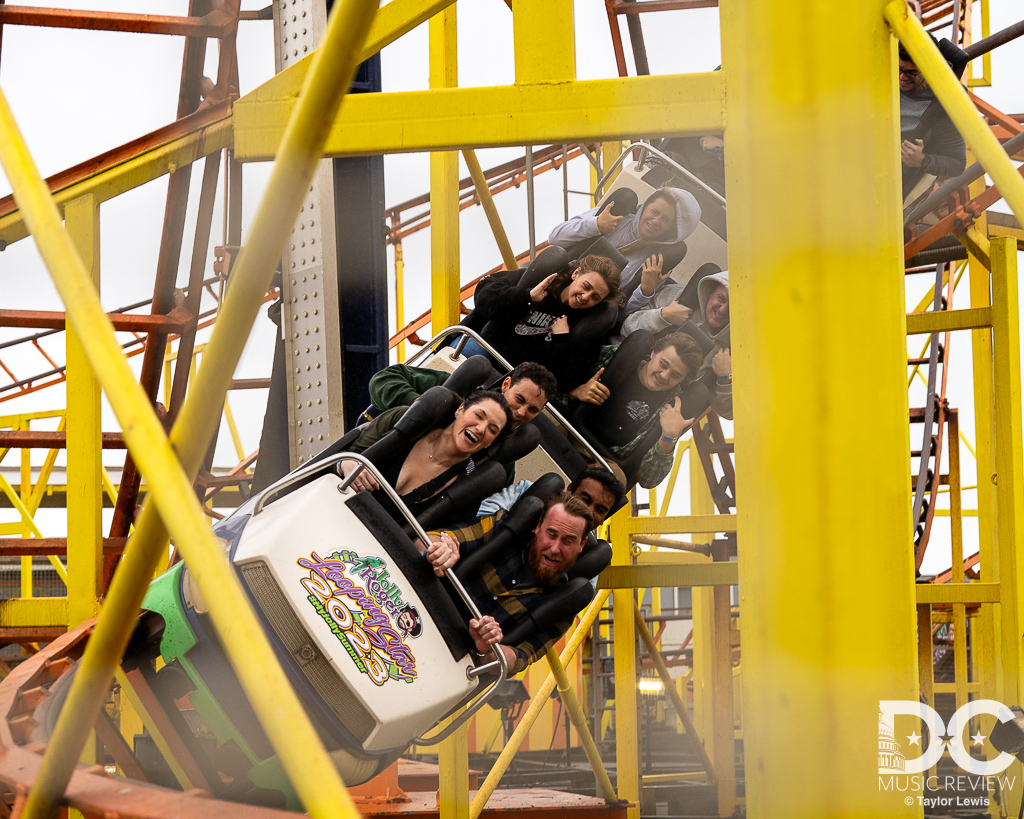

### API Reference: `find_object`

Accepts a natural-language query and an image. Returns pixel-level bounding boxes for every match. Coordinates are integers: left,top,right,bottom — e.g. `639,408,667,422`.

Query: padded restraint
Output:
676,262,722,311
523,472,565,503
598,187,639,218
484,422,540,466
345,492,475,661
527,413,588,482
392,386,459,437
443,355,494,398
514,246,571,289
453,496,545,582
413,459,507,532
567,535,613,582
675,320,715,356
501,576,595,649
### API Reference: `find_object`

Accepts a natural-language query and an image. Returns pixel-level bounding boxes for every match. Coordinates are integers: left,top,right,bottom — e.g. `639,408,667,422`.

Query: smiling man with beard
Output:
427,490,594,674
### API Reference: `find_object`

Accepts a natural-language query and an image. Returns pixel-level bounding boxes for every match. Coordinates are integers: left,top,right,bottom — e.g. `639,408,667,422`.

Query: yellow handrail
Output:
3,0,380,814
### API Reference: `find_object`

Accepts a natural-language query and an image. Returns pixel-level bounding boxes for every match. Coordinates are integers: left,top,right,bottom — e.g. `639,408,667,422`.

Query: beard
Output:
528,538,563,587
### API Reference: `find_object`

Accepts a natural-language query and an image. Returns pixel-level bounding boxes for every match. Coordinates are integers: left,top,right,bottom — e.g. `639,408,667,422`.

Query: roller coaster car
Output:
129,446,518,808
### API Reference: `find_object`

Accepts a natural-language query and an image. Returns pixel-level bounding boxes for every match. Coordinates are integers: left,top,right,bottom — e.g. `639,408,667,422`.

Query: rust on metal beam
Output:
0,431,126,449
0,100,232,245
0,305,193,333
608,0,718,11
0,6,235,37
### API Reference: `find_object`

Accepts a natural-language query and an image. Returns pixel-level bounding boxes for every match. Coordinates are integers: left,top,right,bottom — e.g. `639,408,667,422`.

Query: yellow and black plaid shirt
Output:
437,511,572,675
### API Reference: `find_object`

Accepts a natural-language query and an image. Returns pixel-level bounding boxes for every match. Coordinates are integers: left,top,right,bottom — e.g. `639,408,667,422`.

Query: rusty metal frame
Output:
0,4,237,37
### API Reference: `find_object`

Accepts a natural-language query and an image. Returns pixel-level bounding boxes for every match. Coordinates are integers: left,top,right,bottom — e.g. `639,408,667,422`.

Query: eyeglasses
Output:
899,66,921,78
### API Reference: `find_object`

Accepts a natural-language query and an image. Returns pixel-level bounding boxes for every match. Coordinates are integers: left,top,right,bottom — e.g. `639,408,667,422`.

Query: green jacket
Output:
368,364,451,412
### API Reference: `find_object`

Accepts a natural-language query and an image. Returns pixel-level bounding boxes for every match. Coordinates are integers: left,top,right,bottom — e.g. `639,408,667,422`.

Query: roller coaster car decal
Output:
298,549,419,686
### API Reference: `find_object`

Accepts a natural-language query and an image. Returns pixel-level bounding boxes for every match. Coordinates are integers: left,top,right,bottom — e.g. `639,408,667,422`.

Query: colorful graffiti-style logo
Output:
298,550,418,685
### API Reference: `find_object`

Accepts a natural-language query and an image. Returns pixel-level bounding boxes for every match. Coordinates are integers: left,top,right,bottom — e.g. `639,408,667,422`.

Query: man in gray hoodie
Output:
548,186,701,305
619,269,732,420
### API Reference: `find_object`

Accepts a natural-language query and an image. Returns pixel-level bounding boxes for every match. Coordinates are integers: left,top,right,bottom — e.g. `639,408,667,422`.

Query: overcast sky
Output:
0,1,1020,573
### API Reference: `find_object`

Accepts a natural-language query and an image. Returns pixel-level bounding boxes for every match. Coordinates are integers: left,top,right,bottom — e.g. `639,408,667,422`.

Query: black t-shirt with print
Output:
482,293,587,383
588,372,664,448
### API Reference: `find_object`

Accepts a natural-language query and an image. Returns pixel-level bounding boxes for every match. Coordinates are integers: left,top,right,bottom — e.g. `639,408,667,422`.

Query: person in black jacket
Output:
471,254,621,389
898,38,967,200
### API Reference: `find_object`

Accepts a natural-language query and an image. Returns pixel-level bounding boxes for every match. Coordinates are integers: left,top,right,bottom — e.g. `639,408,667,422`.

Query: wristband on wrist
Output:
660,433,678,445
717,374,732,384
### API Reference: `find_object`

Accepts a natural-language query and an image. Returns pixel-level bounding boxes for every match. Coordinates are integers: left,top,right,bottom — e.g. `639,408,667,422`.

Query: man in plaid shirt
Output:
430,490,594,674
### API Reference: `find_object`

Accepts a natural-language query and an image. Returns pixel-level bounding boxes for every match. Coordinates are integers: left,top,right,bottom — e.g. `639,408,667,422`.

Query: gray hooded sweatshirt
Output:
548,187,701,300
620,269,732,420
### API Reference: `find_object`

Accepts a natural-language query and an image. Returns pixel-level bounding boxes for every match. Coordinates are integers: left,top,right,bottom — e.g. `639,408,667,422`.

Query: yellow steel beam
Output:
64,194,102,628
545,646,618,803
722,1,919,816
429,10,466,817
429,5,461,336
599,562,738,589
609,508,639,819
990,237,1024,709
915,583,1000,604
362,0,455,59
960,225,991,270
905,306,991,334
462,150,518,271
0,597,67,627
886,4,1024,227
966,172,1001,715
626,514,736,536
233,72,725,160
512,0,574,85
4,0,381,814
0,117,230,248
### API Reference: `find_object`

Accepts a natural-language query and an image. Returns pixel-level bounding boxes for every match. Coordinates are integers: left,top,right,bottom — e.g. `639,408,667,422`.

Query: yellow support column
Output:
721,2,919,817
429,8,467,816
689,436,715,762
609,507,639,819
429,6,460,335
990,237,1024,707
65,194,102,628
966,175,1001,705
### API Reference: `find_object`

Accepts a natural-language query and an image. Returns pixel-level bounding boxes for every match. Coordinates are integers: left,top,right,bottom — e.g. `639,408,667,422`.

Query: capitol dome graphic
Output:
879,709,907,773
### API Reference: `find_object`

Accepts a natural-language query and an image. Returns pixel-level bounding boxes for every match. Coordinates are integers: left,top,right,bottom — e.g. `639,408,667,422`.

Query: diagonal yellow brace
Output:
1,0,380,815
545,646,618,803
462,149,518,271
885,2,1024,228
470,589,610,819
633,600,716,783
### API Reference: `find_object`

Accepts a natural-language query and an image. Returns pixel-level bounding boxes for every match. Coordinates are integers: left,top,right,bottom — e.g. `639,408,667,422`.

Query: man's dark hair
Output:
541,489,595,536
461,389,514,444
508,361,558,400
651,332,704,378
570,467,625,508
